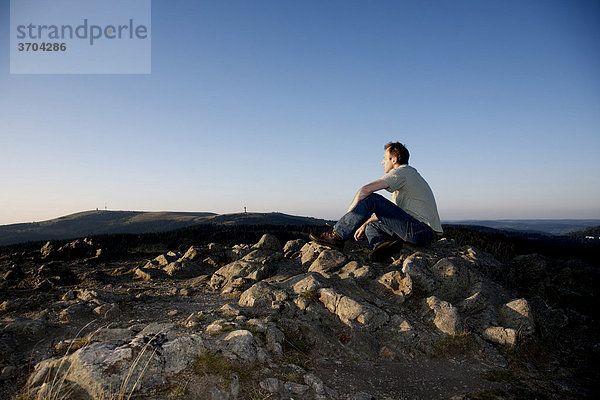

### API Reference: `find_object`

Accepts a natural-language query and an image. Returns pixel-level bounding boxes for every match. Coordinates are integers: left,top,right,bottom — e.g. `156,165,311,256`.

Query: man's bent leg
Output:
333,193,399,239
334,193,434,246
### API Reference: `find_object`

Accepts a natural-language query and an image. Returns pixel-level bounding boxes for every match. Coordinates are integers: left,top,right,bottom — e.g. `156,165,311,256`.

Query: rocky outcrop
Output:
40,238,103,261
4,232,595,400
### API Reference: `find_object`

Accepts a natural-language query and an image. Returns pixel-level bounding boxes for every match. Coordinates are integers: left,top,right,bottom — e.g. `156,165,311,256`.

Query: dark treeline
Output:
443,225,600,264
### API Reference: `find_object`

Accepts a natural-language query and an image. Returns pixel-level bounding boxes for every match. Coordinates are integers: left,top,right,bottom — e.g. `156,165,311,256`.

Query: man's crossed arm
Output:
347,179,389,212
347,179,390,241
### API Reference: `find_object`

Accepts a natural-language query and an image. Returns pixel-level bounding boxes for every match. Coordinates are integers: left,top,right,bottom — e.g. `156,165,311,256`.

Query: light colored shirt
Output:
381,165,443,234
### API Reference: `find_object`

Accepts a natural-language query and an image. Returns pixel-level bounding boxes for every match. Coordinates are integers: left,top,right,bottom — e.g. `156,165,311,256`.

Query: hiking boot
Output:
369,239,403,262
309,229,344,249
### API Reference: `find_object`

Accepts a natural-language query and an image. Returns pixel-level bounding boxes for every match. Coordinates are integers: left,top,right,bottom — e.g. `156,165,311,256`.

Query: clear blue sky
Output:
1,0,599,225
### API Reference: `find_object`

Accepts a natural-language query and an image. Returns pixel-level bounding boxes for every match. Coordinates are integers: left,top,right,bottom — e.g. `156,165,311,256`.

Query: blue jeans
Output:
333,193,435,248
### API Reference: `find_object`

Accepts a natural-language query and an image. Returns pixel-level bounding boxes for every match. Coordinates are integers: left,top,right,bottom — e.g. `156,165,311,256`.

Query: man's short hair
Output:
385,142,409,165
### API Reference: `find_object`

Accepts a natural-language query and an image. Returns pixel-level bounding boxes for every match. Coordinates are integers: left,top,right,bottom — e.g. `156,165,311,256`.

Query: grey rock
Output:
291,273,325,295
59,303,92,323
242,249,282,264
210,260,274,292
134,267,167,281
337,261,373,280
429,257,481,303
425,296,462,335
283,239,306,257
225,244,252,261
28,332,205,399
482,326,517,347
460,245,505,282
91,328,133,343
252,233,282,252
222,330,259,362
299,242,329,267
402,252,438,294
164,260,206,279
377,270,412,302
238,281,288,308
206,319,235,335
181,245,204,261
318,288,388,330
1,317,49,337
308,249,347,278
0,365,17,380
457,291,499,333
139,322,175,336
77,288,105,304
184,312,204,328
220,303,242,317
93,303,120,320
154,251,182,266
40,241,54,258
304,373,326,395
499,298,535,335
266,325,285,356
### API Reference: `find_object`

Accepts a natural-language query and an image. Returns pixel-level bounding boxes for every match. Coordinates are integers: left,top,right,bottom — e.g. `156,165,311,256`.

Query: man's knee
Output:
360,193,384,207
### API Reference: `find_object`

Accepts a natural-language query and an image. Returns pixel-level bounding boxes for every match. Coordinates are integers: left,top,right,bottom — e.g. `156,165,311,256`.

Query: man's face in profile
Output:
382,150,396,173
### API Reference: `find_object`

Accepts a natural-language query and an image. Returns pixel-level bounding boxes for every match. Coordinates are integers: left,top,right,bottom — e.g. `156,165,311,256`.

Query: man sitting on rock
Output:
310,142,443,261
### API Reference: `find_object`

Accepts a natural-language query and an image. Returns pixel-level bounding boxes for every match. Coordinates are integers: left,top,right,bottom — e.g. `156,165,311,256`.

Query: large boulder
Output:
308,249,347,278
252,234,282,252
402,252,439,295
428,257,481,303
28,333,205,399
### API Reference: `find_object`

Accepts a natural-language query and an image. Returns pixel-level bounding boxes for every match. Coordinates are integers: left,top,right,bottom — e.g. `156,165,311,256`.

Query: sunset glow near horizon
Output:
1,0,599,226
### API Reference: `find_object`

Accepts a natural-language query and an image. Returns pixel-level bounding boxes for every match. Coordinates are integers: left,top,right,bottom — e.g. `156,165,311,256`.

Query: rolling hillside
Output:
0,210,330,246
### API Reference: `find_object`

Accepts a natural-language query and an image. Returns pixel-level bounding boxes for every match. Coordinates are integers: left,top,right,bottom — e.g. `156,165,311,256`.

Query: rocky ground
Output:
0,233,598,399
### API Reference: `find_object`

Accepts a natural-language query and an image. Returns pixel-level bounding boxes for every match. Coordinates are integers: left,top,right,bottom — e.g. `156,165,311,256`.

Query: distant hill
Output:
0,210,330,246
443,219,600,236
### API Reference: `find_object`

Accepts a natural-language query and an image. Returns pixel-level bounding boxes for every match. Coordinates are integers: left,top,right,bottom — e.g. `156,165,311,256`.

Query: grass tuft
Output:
279,326,315,370
432,332,478,357
193,352,255,384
